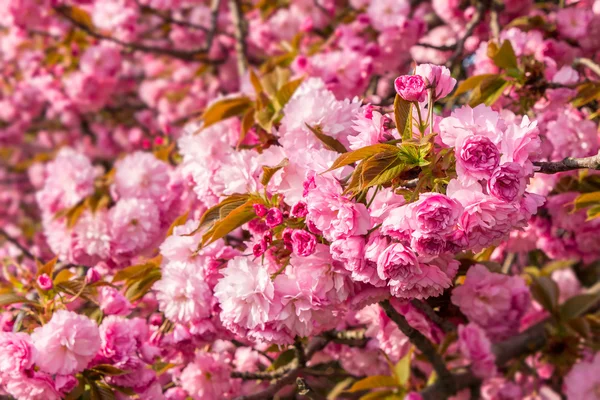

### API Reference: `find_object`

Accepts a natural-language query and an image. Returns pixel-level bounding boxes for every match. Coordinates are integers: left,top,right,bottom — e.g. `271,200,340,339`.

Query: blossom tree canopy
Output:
1,0,600,399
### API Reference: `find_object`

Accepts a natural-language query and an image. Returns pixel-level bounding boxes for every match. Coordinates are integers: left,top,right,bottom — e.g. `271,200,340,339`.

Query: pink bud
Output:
37,274,53,291
291,202,308,218
253,203,268,217
253,240,267,257
265,208,283,227
394,75,427,102
85,268,101,284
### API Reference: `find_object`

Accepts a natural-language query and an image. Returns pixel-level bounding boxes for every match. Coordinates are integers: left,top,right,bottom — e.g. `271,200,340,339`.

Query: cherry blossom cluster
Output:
1,0,600,399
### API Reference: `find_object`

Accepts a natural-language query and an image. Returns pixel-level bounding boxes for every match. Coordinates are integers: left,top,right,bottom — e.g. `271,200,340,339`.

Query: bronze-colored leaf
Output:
201,200,259,247
305,124,347,153
326,144,400,172
262,158,289,186
393,94,413,141
200,96,253,129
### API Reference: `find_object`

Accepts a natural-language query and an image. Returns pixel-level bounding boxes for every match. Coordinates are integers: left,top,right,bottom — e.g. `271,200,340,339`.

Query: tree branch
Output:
533,152,600,174
229,0,248,77
54,4,225,63
231,336,331,400
420,319,552,400
573,57,600,78
410,299,457,333
446,1,487,69
379,300,457,396
0,228,35,260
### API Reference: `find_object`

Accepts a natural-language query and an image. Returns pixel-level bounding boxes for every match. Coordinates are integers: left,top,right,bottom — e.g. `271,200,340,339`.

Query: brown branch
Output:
379,300,457,396
420,319,552,400
231,360,297,380
54,4,225,63
232,336,331,400
296,377,328,400
410,299,457,333
323,329,367,347
229,0,248,77
135,0,230,39
573,57,600,78
415,42,455,51
0,228,36,260
533,152,600,174
446,1,487,69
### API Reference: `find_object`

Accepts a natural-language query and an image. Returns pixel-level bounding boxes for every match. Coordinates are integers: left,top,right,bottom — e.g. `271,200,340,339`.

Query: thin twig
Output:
296,377,328,400
54,5,224,63
229,0,248,77
379,300,457,396
0,228,36,260
446,1,487,69
573,57,600,78
489,0,503,42
533,152,600,174
410,299,457,333
232,336,331,400
420,319,552,400
415,42,455,51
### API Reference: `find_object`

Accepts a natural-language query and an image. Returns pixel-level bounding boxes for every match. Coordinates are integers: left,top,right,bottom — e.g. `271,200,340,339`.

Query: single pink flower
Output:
31,310,101,375
290,229,317,257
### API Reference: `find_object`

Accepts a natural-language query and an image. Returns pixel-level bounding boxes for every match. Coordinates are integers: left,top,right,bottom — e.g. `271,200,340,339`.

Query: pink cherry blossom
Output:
31,310,101,375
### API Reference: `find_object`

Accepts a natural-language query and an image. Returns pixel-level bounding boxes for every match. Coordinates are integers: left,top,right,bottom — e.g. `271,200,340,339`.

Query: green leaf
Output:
249,69,264,95
367,162,407,187
262,158,289,186
454,74,500,96
187,194,251,236
506,15,547,31
572,82,600,108
201,96,253,129
64,377,85,400
394,347,412,386
359,391,396,400
573,191,600,211
268,349,296,371
531,276,560,313
60,5,95,30
255,102,276,132
90,365,128,376
88,380,115,400
469,75,510,107
275,77,303,109
488,40,518,70
360,152,402,190
560,292,600,320
587,205,600,220
37,257,57,278
0,293,33,307
397,143,430,167
326,144,400,172
238,106,256,147
393,95,412,141
346,375,399,393
112,255,162,283
540,259,577,276
201,200,259,246
306,124,347,153
166,211,189,237
125,268,161,302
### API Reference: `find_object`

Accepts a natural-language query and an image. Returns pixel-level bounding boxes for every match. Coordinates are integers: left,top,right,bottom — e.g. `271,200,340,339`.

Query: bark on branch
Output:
379,300,458,396
55,1,225,63
420,319,551,400
533,152,600,174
